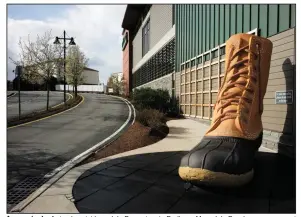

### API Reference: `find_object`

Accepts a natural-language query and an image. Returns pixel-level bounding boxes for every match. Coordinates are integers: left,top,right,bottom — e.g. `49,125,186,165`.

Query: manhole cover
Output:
7,176,49,208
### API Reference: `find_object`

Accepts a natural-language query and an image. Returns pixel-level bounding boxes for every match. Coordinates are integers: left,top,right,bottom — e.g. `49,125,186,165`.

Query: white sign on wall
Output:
108,88,114,93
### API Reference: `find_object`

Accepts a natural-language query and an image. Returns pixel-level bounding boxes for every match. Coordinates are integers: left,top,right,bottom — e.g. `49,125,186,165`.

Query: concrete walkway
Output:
20,119,295,213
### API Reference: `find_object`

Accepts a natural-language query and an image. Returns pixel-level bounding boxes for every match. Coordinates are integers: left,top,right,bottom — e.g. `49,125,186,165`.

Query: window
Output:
142,19,150,56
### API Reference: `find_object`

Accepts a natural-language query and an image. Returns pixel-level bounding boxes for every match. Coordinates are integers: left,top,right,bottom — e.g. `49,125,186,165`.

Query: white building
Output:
55,66,104,93
82,67,99,85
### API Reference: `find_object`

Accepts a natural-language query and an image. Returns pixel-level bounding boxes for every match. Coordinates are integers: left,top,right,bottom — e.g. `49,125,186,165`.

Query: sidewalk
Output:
20,119,295,214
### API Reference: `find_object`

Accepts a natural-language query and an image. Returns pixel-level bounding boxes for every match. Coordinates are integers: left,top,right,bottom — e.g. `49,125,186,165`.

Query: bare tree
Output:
65,45,88,97
10,30,64,110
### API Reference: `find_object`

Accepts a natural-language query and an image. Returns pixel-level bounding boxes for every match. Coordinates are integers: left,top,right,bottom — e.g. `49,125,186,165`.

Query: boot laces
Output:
214,44,258,123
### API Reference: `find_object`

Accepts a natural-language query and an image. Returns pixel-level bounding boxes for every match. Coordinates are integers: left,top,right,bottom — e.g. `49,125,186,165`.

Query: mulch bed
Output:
81,121,169,165
7,95,83,127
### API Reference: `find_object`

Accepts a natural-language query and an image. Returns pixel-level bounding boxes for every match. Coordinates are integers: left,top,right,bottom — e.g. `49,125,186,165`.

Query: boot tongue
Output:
214,34,251,133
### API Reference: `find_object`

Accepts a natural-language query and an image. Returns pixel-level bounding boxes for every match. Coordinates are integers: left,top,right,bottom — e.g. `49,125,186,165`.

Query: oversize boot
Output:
178,33,273,187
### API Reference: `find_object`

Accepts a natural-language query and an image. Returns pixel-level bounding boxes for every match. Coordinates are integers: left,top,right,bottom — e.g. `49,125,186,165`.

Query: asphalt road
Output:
7,91,65,121
7,93,130,207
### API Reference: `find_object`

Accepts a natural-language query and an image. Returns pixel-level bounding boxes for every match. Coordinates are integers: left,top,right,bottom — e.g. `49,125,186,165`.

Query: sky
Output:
7,4,127,83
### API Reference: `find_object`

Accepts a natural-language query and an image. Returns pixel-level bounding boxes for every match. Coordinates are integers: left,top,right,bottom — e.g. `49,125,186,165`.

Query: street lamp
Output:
53,30,76,104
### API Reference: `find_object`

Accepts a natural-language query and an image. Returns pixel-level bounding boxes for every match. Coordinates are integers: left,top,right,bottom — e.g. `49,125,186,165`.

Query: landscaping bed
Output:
82,120,169,164
7,94,83,127
80,88,184,165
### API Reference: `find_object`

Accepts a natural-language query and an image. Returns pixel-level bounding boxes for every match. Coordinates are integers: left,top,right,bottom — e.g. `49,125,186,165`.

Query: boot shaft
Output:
206,33,273,139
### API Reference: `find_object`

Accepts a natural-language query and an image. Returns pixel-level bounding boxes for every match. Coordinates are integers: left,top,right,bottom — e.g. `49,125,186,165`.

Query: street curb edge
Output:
10,94,134,213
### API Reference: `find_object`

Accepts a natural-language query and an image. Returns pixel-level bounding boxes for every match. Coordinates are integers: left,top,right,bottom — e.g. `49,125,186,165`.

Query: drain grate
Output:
7,176,49,208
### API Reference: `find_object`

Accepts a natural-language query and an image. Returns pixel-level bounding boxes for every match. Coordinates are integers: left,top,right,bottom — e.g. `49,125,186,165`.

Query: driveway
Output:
7,93,131,209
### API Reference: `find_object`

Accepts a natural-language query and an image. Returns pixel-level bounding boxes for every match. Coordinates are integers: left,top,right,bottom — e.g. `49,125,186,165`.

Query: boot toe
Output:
178,133,262,187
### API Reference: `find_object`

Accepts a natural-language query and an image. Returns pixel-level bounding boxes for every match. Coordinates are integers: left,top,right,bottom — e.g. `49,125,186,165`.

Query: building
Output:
122,4,296,157
55,66,103,93
38,63,99,85
122,4,175,97
82,67,99,85
122,29,132,96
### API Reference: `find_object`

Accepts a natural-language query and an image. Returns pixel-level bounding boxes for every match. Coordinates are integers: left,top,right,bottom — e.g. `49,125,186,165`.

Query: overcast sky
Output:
7,4,126,83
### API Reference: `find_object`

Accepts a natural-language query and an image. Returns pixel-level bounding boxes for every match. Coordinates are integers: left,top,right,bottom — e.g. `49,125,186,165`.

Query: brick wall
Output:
122,30,130,96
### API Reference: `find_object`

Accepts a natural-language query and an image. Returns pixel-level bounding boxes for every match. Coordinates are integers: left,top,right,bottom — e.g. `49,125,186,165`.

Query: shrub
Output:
165,96,182,118
132,88,170,113
136,108,166,128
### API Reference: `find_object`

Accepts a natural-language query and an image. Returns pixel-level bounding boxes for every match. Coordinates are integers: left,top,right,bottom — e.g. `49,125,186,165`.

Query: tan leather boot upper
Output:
206,33,273,140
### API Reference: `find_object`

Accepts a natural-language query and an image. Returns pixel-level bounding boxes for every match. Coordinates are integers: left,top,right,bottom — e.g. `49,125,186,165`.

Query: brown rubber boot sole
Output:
178,167,254,187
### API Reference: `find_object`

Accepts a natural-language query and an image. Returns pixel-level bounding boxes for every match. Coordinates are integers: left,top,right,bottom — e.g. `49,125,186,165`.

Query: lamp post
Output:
53,30,76,104
16,66,22,120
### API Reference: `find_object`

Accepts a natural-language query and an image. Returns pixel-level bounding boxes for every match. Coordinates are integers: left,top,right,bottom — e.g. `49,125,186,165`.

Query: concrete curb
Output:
19,118,207,213
50,93,73,109
10,94,134,213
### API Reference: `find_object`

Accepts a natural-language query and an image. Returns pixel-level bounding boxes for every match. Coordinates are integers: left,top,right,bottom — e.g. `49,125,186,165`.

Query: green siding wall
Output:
243,5,250,32
175,4,296,71
214,5,219,47
219,5,225,44
259,4,268,37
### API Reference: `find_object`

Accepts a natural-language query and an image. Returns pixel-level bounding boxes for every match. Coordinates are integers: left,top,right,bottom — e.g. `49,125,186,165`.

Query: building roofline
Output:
121,4,151,30
84,67,98,72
